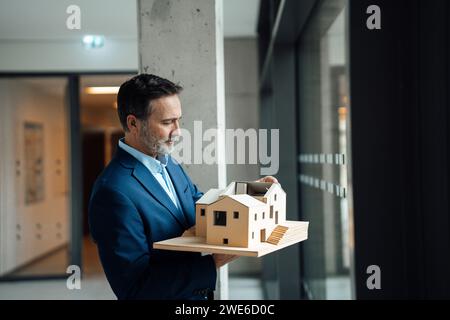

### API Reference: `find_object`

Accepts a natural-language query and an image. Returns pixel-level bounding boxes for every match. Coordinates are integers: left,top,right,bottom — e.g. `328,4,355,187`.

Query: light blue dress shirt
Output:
118,138,182,209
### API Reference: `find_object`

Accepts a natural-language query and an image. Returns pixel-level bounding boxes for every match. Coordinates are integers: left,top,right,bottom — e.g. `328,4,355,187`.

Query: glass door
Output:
296,0,354,299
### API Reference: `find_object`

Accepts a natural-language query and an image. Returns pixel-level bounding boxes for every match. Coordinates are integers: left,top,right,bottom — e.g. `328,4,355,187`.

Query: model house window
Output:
254,213,257,221
270,205,273,219
252,232,254,239
233,211,239,219
201,209,205,216
214,211,227,226
275,194,277,201
223,238,228,244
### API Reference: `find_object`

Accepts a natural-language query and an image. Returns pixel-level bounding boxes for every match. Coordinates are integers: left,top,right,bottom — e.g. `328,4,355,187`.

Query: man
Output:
88,74,277,300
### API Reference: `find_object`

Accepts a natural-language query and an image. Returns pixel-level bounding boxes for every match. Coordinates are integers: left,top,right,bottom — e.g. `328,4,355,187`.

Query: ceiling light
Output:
82,35,105,49
85,86,119,94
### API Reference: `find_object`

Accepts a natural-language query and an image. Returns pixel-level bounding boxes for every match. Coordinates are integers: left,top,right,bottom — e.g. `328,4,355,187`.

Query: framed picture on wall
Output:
24,121,44,204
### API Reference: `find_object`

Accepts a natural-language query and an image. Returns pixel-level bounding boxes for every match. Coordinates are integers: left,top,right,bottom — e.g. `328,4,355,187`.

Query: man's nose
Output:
171,121,181,137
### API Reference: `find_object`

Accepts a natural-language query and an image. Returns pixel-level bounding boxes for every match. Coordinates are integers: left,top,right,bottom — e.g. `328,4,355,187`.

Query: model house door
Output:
260,229,266,242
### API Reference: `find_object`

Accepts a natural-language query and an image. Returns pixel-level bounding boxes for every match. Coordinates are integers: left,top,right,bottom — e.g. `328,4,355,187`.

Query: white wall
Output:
0,79,69,276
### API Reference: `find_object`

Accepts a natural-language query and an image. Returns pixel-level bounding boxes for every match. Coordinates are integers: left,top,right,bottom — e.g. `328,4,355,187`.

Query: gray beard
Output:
140,122,174,156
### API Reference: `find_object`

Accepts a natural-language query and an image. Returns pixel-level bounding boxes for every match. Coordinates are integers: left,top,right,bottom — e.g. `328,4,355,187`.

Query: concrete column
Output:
138,0,228,299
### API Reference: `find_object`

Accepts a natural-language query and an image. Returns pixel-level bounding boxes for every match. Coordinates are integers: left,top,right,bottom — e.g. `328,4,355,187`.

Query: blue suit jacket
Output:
88,147,216,299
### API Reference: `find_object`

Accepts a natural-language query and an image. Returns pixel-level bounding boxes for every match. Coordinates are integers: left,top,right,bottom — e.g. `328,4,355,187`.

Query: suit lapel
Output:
132,163,188,228
165,158,193,225
116,147,188,228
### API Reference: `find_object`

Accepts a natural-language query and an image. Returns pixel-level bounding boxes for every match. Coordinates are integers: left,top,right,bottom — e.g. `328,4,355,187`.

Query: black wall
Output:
350,0,450,299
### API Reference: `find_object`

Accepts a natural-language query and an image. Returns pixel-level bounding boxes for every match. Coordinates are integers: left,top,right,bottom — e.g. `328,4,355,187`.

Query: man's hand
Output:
255,176,279,183
212,254,239,269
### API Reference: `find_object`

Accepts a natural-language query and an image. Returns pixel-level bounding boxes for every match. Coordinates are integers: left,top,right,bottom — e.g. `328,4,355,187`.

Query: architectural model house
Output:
195,181,287,247
154,180,308,257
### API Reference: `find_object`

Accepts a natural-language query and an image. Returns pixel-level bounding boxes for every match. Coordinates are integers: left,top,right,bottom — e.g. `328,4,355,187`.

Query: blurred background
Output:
1,0,450,300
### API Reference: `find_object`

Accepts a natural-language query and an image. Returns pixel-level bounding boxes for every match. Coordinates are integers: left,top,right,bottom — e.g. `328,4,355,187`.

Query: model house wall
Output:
195,181,287,248
195,188,223,237
264,183,286,225
207,194,271,247
206,196,252,247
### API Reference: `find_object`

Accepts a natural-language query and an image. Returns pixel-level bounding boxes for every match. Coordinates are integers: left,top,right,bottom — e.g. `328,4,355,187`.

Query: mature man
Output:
88,74,277,300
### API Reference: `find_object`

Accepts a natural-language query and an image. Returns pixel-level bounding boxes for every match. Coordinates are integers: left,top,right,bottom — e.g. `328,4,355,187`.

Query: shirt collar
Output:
118,138,168,174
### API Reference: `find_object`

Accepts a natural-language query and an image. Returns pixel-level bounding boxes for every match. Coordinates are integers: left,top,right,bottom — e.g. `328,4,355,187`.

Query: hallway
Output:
0,237,264,300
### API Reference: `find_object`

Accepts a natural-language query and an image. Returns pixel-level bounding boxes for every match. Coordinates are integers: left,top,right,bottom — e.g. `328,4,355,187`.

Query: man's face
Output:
138,94,182,156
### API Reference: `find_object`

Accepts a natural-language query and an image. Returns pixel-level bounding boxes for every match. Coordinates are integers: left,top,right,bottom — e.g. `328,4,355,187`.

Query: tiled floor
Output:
325,276,352,300
6,246,69,277
0,237,264,300
0,274,116,300
0,237,115,300
0,274,263,300
229,277,264,300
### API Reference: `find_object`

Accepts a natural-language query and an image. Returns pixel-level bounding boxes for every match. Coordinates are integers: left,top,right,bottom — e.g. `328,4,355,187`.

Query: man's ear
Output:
126,115,138,133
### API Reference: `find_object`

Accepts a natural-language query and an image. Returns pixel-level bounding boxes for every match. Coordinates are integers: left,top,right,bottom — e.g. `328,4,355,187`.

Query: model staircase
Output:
266,225,289,245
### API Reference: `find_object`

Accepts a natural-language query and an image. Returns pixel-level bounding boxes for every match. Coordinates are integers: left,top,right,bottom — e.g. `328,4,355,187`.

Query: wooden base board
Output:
153,221,309,257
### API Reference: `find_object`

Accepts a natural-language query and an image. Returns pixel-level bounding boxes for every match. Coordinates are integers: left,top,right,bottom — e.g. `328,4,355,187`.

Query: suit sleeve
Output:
88,185,216,300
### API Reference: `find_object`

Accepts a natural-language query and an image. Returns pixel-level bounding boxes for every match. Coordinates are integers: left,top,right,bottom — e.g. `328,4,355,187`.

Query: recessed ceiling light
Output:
83,35,105,49
85,86,119,94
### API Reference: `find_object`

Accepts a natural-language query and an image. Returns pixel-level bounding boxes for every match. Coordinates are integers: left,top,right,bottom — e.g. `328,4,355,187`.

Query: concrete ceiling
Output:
223,0,260,38
0,0,260,109
0,0,260,40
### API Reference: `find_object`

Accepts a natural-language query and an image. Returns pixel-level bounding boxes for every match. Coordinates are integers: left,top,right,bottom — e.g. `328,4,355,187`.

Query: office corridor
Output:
0,237,264,300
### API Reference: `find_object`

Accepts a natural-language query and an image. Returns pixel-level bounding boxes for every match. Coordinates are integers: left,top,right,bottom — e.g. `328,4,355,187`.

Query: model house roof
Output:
265,183,285,196
196,188,223,204
220,182,235,196
232,181,284,197
211,194,267,208
244,182,272,196
196,181,285,206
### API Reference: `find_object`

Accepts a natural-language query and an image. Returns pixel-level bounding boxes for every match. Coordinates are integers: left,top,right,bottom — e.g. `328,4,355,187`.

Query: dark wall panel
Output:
350,0,450,299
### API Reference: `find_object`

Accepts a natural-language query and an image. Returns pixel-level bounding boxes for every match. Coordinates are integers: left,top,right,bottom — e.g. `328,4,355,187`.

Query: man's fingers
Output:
266,176,278,183
256,176,278,183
